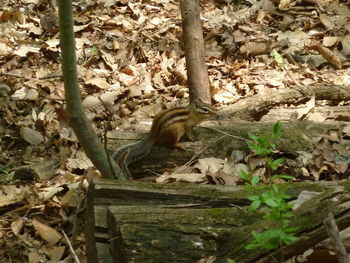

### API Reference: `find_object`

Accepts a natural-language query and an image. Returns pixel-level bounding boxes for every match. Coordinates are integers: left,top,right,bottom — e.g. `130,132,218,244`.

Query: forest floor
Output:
1,0,350,262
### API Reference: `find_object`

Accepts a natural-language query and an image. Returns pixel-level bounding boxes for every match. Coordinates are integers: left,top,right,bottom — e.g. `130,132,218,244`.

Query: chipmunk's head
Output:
191,100,217,122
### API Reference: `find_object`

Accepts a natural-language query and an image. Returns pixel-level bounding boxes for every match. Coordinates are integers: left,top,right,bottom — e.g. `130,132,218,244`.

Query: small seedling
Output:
240,122,298,254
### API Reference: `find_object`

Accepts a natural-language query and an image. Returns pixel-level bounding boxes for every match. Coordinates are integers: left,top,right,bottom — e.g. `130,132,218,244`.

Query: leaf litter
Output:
1,0,350,261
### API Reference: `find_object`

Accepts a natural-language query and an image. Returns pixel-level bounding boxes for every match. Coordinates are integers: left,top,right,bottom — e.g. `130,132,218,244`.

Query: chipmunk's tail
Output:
112,139,153,179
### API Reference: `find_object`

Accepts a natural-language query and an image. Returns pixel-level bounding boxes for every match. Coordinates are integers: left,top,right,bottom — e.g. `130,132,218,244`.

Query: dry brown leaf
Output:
194,158,224,175
278,0,294,9
38,185,64,201
307,112,327,122
129,85,143,97
32,218,62,245
222,162,248,177
343,125,350,136
60,188,77,207
59,127,78,142
13,45,40,57
156,173,206,184
319,13,334,30
308,42,342,69
295,96,315,119
3,185,32,208
11,218,24,236
86,78,110,90
239,41,270,56
333,163,348,174
322,36,339,47
86,167,101,184
11,87,39,101
328,130,340,142
0,194,22,207
20,127,45,145
340,34,350,56
48,246,66,262
66,151,93,170
220,174,239,186
28,250,42,263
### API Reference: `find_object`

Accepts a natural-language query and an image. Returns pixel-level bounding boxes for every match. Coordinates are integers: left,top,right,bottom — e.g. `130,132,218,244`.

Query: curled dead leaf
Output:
239,41,270,56
20,127,45,145
11,218,24,236
194,158,224,175
308,42,342,69
32,218,62,245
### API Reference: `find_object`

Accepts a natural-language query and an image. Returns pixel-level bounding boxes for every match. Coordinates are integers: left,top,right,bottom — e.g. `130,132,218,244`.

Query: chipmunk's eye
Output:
202,107,209,113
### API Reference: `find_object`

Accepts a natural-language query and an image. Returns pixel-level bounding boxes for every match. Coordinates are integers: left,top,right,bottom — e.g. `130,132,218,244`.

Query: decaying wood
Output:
224,84,350,121
263,105,350,122
108,121,345,178
88,179,350,263
85,183,98,263
323,213,350,263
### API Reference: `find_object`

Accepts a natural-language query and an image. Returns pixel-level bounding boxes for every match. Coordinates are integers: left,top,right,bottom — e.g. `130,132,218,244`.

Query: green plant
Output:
240,122,298,252
248,121,281,156
0,169,10,176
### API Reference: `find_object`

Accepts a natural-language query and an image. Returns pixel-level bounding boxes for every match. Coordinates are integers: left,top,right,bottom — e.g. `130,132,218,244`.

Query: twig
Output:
0,72,26,79
323,213,350,263
61,229,81,263
98,96,123,179
39,74,62,80
281,65,312,97
71,173,85,243
172,135,227,174
201,126,249,142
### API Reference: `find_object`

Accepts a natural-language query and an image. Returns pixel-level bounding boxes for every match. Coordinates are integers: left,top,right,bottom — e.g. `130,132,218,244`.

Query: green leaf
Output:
251,175,260,185
248,134,258,141
272,158,284,166
245,243,260,250
273,50,284,66
248,195,259,201
271,184,279,193
272,174,294,180
282,212,294,218
0,169,10,175
272,121,281,138
249,200,261,210
285,226,300,232
265,198,279,207
239,170,250,181
91,46,98,53
227,259,236,263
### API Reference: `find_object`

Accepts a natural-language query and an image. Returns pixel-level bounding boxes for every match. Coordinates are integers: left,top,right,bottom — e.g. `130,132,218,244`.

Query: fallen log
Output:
223,84,350,121
86,179,350,263
107,121,345,178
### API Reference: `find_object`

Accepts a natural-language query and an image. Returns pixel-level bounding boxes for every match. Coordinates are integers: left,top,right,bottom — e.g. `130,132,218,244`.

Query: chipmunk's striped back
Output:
112,100,216,179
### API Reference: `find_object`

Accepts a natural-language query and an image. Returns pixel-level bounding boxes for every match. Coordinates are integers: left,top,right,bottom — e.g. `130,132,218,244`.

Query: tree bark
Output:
88,179,350,263
224,84,350,121
180,0,211,104
58,0,123,180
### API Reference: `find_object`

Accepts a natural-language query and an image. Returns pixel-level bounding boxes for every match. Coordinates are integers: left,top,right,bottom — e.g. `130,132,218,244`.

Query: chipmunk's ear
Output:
193,100,200,108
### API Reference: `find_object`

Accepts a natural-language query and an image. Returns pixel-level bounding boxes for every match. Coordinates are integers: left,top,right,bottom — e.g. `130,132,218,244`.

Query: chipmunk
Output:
112,100,217,179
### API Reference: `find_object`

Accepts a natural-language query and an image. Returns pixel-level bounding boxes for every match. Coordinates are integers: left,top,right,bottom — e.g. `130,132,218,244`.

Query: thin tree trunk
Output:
180,0,211,104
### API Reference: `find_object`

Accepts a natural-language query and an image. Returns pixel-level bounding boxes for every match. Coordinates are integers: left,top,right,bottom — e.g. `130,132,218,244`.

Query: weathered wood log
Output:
107,121,345,178
263,105,350,122
223,84,350,121
88,179,350,263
